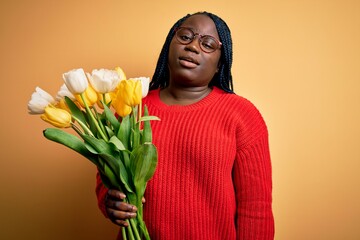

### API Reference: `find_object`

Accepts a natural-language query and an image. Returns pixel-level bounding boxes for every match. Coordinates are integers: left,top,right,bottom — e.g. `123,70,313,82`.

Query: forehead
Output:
180,14,219,37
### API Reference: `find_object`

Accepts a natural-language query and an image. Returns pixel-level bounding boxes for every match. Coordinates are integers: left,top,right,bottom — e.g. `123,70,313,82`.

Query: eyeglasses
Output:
174,27,222,53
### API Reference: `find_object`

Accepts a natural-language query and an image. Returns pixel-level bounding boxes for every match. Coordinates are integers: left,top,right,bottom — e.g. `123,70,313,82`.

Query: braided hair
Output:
149,12,234,93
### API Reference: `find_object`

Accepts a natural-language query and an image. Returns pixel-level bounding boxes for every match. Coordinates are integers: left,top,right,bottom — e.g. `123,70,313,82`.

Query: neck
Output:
160,86,212,106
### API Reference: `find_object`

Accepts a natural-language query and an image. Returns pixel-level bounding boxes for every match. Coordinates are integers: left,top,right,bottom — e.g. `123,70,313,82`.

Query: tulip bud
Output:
117,79,142,107
87,69,120,94
63,68,88,94
28,87,56,114
115,66,127,80
112,98,132,117
40,105,72,128
129,77,150,98
96,92,112,109
56,84,75,101
56,98,71,113
74,85,98,108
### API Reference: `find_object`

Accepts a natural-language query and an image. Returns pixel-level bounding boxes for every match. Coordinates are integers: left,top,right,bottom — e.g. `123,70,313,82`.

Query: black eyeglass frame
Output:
174,27,222,53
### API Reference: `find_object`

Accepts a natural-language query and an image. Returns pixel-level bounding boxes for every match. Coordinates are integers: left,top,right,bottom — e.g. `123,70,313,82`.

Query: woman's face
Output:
168,14,221,88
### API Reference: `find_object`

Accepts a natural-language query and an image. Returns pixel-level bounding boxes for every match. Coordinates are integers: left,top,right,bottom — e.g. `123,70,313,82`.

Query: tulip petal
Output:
63,68,88,94
28,87,55,114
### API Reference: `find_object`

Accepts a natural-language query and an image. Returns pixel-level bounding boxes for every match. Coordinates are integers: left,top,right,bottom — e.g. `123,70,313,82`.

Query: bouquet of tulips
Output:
28,67,159,240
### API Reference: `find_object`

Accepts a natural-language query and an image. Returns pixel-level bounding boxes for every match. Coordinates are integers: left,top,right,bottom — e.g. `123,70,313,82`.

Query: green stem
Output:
71,123,83,136
129,218,141,240
92,106,108,139
102,93,107,106
126,219,135,240
72,115,94,137
138,100,142,129
122,227,127,240
80,93,108,141
136,211,150,240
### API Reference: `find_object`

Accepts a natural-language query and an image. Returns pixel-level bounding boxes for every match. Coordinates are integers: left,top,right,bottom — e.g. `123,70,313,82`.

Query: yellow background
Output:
1,0,359,239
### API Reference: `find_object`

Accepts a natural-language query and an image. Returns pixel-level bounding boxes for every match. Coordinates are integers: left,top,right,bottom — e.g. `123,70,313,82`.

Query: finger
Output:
107,189,126,200
106,209,130,227
142,197,146,204
107,209,137,223
106,199,138,212
113,219,129,227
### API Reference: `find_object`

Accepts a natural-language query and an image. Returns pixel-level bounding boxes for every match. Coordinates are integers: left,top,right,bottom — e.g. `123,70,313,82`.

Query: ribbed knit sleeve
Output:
233,102,274,239
95,171,109,218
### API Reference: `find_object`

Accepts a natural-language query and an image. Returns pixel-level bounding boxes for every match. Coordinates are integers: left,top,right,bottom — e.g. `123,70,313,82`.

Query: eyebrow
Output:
180,26,218,37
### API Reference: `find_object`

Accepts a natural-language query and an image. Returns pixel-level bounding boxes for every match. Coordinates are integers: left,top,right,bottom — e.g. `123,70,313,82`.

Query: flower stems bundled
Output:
28,67,159,240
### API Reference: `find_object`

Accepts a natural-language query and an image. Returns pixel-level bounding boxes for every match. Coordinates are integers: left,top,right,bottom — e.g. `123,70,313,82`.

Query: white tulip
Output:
28,87,56,114
129,77,150,98
56,84,75,101
87,69,120,94
62,68,88,94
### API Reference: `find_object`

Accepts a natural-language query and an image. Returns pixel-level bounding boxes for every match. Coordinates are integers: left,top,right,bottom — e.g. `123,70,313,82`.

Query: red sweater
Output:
96,87,274,239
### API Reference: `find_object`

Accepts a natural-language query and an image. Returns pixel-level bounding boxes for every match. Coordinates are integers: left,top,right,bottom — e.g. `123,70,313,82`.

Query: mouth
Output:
179,56,199,65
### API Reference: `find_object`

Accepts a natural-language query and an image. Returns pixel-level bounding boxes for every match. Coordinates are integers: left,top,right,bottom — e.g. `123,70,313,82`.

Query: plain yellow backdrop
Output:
1,0,359,239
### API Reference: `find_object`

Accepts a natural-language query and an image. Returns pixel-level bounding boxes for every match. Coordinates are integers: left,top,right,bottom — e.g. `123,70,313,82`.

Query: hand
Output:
105,189,137,227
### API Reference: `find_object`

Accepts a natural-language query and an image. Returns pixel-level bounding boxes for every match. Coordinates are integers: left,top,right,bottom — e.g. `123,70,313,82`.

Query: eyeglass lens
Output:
175,27,220,53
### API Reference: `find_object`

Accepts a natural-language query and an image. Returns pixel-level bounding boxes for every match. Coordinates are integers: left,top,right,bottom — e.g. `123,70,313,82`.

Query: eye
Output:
176,28,194,43
180,34,192,41
201,37,217,50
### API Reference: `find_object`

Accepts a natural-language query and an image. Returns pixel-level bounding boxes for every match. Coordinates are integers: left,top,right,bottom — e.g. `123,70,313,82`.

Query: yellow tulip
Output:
115,66,127,81
117,79,142,107
56,98,71,113
112,97,132,117
75,84,98,108
40,105,72,128
96,92,112,109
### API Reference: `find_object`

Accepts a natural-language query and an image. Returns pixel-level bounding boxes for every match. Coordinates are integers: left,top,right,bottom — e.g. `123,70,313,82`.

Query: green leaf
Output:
43,128,98,166
130,143,158,198
99,153,134,193
84,142,98,154
103,103,120,133
109,136,126,151
122,151,131,171
118,115,131,150
98,164,119,189
82,135,112,154
81,135,134,194
141,106,153,144
105,126,114,138
139,116,160,122
132,123,140,150
64,97,88,128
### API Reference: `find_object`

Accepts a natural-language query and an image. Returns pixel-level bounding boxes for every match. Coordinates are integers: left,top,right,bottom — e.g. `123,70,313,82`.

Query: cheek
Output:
204,55,221,73
168,41,179,67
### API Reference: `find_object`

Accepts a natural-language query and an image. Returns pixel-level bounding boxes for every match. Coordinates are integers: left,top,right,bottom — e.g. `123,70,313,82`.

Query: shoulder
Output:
143,89,160,104
214,88,268,148
214,88,265,121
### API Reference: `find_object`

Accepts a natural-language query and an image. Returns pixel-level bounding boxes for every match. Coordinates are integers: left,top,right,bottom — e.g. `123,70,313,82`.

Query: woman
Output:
96,11,274,239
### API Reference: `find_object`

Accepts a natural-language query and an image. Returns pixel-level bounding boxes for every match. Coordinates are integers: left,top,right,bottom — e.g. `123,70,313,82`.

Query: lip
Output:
178,56,200,68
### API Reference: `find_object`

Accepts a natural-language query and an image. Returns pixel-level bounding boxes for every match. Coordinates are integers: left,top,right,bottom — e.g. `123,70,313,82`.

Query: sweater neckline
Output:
149,87,223,112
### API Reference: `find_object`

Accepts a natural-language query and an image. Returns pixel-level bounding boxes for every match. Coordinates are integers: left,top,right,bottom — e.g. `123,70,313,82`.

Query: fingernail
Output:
119,193,126,199
132,206,138,212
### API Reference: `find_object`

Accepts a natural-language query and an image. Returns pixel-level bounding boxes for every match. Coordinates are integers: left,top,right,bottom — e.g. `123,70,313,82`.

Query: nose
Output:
184,35,201,53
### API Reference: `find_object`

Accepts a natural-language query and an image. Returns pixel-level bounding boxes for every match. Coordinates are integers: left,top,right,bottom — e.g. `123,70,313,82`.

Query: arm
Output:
233,116,275,239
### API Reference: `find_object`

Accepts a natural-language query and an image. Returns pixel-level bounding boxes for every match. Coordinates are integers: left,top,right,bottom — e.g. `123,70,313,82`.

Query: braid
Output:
150,12,234,93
